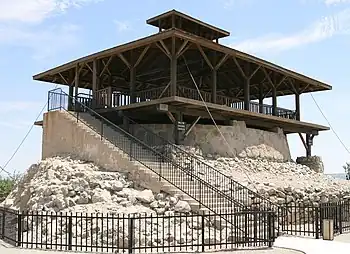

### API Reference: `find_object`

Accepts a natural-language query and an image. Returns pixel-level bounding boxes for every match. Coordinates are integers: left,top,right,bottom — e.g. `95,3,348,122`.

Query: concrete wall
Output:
133,121,291,161
42,111,166,193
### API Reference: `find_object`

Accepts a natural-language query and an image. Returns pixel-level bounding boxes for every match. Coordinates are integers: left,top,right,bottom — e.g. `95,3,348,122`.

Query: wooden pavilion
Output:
33,9,331,157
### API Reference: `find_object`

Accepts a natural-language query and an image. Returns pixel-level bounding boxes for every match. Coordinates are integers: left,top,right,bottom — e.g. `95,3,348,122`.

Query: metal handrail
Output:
48,89,274,236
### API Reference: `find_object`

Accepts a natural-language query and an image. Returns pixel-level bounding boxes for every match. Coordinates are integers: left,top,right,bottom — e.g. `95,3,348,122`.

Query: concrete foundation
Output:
133,120,291,161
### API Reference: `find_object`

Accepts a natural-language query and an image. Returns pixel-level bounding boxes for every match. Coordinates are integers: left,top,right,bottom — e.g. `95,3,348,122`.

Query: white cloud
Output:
324,0,350,5
0,0,102,23
0,0,103,60
114,20,132,32
231,9,350,54
0,23,81,60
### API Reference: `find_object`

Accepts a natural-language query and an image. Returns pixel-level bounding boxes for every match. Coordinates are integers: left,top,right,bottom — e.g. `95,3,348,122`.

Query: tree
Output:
344,162,350,180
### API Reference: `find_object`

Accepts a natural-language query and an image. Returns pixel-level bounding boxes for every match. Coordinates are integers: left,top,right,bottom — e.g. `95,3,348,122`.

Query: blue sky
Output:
1,0,350,176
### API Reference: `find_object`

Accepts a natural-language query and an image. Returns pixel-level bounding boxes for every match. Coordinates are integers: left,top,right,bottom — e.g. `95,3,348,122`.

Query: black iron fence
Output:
277,200,350,238
0,208,275,253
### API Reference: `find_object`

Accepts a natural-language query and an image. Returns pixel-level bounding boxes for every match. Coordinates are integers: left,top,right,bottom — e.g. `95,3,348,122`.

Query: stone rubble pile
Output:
170,144,350,206
2,157,191,214
1,157,237,249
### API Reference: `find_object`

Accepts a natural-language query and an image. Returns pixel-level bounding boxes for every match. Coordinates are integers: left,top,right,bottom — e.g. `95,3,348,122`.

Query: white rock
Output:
174,201,191,213
136,190,155,204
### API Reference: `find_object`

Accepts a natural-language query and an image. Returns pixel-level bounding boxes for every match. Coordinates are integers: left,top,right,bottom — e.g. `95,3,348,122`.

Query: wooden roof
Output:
33,28,332,99
147,9,230,40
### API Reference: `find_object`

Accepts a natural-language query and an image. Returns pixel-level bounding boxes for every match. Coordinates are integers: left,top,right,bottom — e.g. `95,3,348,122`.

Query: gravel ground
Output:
0,240,302,254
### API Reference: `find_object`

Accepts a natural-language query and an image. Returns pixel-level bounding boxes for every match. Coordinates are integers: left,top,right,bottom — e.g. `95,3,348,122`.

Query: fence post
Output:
128,215,134,254
1,209,5,239
17,213,22,247
315,207,319,239
339,202,343,234
68,216,73,250
267,212,273,247
201,213,205,252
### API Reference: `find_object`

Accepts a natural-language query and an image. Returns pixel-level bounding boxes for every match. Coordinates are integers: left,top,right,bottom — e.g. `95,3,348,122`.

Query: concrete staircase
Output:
49,109,275,241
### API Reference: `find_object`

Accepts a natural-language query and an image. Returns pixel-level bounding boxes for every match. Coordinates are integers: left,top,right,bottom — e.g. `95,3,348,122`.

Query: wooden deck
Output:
97,96,329,134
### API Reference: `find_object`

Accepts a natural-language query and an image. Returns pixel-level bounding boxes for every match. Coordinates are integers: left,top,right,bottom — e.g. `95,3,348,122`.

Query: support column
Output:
171,37,177,96
212,69,217,103
259,85,264,113
68,86,74,110
272,85,277,116
74,64,79,98
306,134,312,157
74,65,80,111
244,79,250,110
295,93,300,120
92,60,98,108
130,67,136,103
174,112,183,145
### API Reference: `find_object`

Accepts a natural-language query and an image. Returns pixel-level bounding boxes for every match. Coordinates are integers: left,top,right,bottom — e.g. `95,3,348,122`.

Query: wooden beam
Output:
154,43,169,59
58,73,69,84
171,37,177,96
158,81,171,98
244,79,250,110
74,64,79,98
215,54,229,70
184,116,201,137
118,53,131,69
130,67,136,103
159,39,171,56
99,56,113,77
232,57,247,79
134,45,150,68
92,60,97,94
259,84,264,113
166,111,176,123
176,40,189,58
212,69,217,103
197,44,214,70
248,65,260,80
295,92,300,121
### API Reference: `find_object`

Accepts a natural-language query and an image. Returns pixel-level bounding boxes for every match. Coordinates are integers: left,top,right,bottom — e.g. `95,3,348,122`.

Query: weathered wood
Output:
184,116,201,137
74,64,79,98
212,69,217,103
197,44,214,70
130,67,136,103
259,84,264,113
272,85,277,116
92,60,98,94
101,96,329,134
295,93,300,120
171,37,177,96
244,79,250,110
134,45,150,67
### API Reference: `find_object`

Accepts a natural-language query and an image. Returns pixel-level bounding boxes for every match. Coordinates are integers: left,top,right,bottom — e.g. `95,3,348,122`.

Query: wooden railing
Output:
94,85,296,120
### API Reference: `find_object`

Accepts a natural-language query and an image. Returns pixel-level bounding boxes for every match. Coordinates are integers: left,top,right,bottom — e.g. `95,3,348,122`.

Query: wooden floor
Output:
97,96,329,134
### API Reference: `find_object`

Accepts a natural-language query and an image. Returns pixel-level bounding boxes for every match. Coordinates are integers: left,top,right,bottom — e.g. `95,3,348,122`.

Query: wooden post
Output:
295,93,300,120
75,65,79,98
130,67,136,103
306,133,312,157
272,85,277,116
212,69,217,103
259,85,264,113
68,86,74,110
92,60,97,95
244,79,250,110
171,37,177,96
